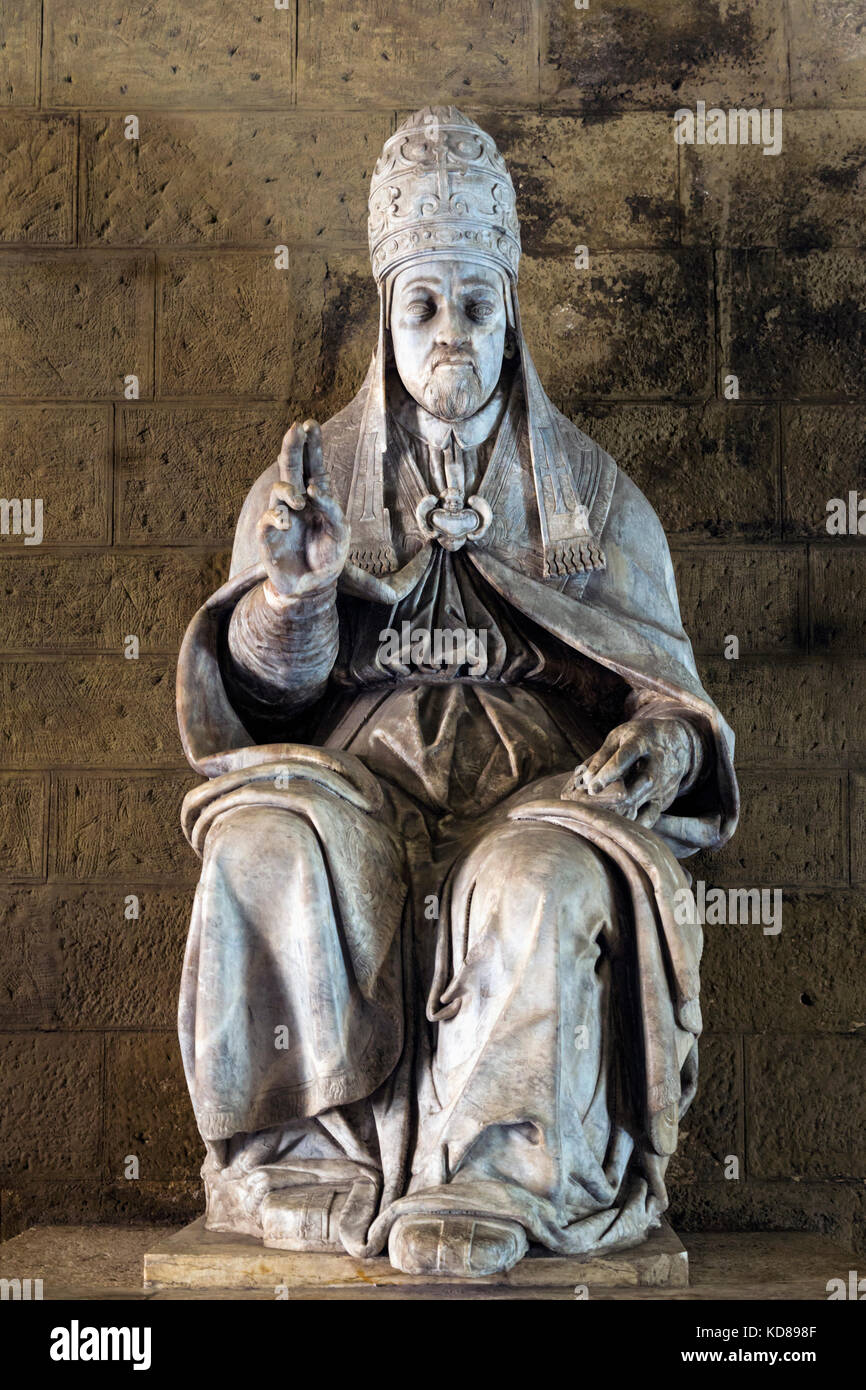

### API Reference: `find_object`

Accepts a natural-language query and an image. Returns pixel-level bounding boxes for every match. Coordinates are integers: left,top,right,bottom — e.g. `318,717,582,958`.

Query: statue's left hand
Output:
561,717,694,828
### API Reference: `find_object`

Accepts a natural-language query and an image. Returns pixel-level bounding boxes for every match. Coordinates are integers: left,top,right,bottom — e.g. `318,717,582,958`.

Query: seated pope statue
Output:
175,106,739,1278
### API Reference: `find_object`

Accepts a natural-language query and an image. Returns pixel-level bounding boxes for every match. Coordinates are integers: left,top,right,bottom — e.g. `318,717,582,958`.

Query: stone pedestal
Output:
143,1217,688,1294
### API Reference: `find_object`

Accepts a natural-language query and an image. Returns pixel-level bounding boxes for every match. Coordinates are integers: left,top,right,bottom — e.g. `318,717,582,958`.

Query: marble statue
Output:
175,107,739,1277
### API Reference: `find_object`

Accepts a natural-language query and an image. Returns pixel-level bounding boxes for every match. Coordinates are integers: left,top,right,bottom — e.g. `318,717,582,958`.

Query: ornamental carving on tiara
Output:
368,108,522,282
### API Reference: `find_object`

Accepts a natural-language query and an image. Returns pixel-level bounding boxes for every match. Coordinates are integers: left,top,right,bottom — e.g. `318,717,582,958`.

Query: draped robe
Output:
175,363,739,1258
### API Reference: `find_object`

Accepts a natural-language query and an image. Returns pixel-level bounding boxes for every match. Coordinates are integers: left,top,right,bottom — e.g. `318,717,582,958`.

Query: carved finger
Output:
581,731,624,784
277,423,307,509
302,420,327,491
587,735,646,792
615,770,657,814
258,504,293,536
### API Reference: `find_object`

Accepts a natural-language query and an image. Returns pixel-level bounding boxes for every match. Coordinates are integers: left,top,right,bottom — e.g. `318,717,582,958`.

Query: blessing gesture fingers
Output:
561,717,694,829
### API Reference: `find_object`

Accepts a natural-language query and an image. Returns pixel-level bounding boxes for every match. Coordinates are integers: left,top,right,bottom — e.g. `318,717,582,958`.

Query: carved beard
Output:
421,361,484,421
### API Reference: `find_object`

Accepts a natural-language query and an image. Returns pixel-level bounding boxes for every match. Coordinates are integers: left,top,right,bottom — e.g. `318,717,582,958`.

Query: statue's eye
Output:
468,300,495,321
406,299,434,319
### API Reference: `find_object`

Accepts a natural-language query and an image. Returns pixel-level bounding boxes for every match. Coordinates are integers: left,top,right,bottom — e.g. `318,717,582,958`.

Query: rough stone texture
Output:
0,773,47,878
0,884,57,1028
0,405,110,545
671,546,806,653
43,0,293,108
810,548,866,652
0,550,228,651
145,1217,689,1291
789,0,866,106
0,885,192,1030
573,404,779,538
542,0,788,110
0,114,75,244
52,774,199,880
701,892,866,1035
298,0,538,107
693,770,846,888
783,405,866,538
747,1036,866,1180
850,773,866,888
0,658,180,769
80,112,391,248
719,250,866,400
0,1032,102,1178
157,251,296,398
115,405,288,544
701,658,866,764
105,1033,204,1181
520,251,713,404
0,1,862,1255
0,0,39,105
682,112,866,249
478,111,678,251
0,252,154,398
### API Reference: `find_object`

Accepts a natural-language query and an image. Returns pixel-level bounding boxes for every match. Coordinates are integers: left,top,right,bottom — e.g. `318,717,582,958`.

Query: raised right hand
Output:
258,419,349,601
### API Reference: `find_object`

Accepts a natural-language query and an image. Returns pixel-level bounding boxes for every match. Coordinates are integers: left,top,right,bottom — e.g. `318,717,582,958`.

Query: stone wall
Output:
0,1,863,1250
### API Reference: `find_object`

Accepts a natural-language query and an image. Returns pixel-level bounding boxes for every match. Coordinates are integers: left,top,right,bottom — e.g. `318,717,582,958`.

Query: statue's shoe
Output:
388,1214,528,1277
261,1186,348,1252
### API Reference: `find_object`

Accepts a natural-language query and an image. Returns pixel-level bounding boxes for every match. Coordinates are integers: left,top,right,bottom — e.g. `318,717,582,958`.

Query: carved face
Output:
389,258,507,422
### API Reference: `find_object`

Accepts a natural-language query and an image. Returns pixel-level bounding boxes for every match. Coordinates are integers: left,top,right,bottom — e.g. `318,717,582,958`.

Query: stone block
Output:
80,111,389,247
542,0,788,109
520,251,713,404
0,1032,102,1178
747,1035,866,1179
43,0,292,107
0,771,46,877
115,405,286,545
105,1033,203,1181
0,252,153,398
0,657,180,769
0,550,228,652
0,405,110,546
719,250,866,399
575,404,778,538
682,112,866,249
671,545,805,653
52,773,199,879
298,0,537,107
0,113,75,244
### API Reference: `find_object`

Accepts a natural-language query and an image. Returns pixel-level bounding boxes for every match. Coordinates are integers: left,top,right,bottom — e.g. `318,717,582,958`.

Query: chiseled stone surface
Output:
43,0,293,108
574,404,779,539
80,112,391,248
542,0,788,109
0,659,180,770
719,250,866,400
0,114,76,244
52,773,198,879
0,773,46,878
0,405,110,545
692,770,846,889
521,251,713,403
682,111,866,249
0,252,153,398
297,0,537,107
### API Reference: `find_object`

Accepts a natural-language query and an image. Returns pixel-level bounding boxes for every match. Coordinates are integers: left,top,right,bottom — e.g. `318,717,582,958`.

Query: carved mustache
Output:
425,350,481,380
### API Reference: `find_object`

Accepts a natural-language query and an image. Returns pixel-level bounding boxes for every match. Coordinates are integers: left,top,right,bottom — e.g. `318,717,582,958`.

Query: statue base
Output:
143,1217,688,1293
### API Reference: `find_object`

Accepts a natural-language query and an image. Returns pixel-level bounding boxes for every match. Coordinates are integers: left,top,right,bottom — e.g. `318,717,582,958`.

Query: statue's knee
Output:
460,822,613,920
203,805,319,881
